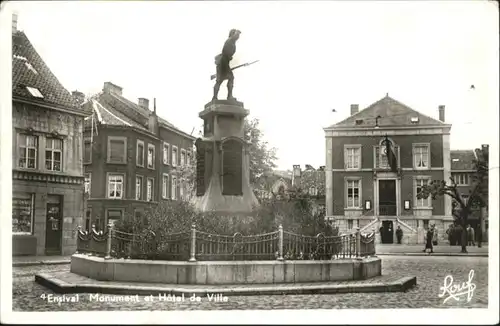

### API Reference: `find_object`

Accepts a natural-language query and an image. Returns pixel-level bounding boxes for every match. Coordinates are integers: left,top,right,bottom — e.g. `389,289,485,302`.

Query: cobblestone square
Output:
12,256,488,311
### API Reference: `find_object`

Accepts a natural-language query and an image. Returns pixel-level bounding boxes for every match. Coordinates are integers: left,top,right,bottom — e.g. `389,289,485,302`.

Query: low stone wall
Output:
71,254,381,285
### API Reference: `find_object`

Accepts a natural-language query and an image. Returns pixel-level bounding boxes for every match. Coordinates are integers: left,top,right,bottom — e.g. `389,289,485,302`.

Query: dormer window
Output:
410,117,419,124
26,86,43,98
355,119,363,125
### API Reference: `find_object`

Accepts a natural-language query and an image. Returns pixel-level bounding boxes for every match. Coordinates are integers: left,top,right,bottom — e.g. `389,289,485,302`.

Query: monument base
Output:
191,172,259,215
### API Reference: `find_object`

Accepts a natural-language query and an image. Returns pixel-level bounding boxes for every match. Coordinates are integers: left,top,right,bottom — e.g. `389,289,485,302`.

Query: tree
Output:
244,118,278,190
417,146,489,253
176,148,197,201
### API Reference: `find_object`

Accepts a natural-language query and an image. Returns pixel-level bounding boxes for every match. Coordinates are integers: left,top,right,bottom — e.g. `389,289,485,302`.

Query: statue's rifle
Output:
210,60,260,80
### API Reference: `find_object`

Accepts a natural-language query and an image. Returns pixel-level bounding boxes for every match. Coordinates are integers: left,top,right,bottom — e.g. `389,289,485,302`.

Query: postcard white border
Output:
1,1,499,325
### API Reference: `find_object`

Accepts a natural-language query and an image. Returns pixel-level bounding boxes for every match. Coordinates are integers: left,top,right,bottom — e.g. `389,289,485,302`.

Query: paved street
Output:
12,256,488,310
376,244,488,256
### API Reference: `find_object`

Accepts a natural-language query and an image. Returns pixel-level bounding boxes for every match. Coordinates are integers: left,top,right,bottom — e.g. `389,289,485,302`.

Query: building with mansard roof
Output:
12,17,91,256
81,82,196,231
324,94,454,244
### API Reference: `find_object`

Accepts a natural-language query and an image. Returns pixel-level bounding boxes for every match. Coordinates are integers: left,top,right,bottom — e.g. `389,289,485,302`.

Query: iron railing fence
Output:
76,223,377,261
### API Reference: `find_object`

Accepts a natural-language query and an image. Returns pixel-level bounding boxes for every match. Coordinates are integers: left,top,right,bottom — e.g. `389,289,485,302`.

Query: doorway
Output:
45,195,62,255
380,220,394,244
379,179,397,216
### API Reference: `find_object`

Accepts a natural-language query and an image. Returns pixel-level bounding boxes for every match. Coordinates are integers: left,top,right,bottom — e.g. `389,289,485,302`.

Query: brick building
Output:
451,146,489,239
12,22,90,255
82,82,196,230
324,95,454,244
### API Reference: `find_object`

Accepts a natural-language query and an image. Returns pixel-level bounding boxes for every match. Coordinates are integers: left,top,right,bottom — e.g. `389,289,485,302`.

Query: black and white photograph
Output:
0,0,498,324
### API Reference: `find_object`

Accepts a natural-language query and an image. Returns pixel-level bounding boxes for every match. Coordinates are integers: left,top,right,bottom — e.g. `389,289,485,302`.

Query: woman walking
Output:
423,225,435,254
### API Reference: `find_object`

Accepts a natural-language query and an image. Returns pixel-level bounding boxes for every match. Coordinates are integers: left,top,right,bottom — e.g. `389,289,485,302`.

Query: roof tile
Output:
12,31,79,110
329,95,446,129
451,150,476,170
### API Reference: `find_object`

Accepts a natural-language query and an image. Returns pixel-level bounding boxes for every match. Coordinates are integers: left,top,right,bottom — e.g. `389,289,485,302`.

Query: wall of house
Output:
84,127,159,201
12,102,84,176
83,124,195,227
12,101,85,256
158,126,195,200
331,134,444,170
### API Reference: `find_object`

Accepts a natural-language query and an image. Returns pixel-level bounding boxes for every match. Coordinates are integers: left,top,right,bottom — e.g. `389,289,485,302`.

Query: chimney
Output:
72,90,85,105
350,104,359,116
12,12,18,33
138,98,149,110
148,98,159,135
292,164,301,187
103,82,123,96
438,105,445,122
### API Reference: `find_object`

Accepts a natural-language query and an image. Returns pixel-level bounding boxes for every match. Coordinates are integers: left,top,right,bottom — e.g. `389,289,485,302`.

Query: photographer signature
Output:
438,269,476,304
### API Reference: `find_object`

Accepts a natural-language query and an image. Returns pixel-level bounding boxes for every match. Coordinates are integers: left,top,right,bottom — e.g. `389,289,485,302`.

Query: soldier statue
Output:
212,29,241,101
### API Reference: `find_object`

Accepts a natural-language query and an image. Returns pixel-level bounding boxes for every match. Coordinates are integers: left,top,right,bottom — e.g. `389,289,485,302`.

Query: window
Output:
147,144,155,169
135,176,143,200
12,192,35,234
26,86,43,98
309,187,317,196
107,137,126,163
163,142,170,165
172,146,178,167
106,209,123,226
136,140,144,167
147,178,154,201
413,144,430,169
45,138,62,171
347,219,353,230
453,173,469,185
187,151,192,166
162,174,169,199
171,176,177,200
344,145,361,170
85,208,92,232
415,177,431,208
180,149,186,166
461,194,470,205
18,134,38,169
346,179,361,208
84,173,91,195
107,174,124,199
180,178,185,200
84,140,92,164
423,219,429,230
375,144,400,169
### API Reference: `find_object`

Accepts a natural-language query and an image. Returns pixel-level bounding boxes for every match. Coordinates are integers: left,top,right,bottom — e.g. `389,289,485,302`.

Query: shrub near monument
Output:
111,197,342,261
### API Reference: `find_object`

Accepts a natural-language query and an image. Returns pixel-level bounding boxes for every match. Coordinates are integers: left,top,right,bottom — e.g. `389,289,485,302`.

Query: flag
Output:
384,136,398,172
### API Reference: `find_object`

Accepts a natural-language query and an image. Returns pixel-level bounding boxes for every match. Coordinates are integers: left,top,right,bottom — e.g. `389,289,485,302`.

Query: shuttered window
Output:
107,137,126,163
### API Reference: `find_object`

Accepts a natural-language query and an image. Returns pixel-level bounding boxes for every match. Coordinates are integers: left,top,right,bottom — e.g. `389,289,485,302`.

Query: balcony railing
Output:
379,204,397,216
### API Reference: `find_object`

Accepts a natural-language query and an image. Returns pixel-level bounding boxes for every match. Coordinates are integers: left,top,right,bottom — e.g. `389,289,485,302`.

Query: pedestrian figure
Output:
446,224,453,246
467,224,475,246
432,224,438,246
423,225,434,254
396,226,403,244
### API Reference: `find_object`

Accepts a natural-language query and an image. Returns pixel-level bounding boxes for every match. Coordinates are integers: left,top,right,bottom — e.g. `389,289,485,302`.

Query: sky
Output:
7,0,500,171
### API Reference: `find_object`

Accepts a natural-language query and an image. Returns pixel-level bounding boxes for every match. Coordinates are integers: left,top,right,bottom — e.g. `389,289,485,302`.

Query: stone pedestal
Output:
191,99,259,215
